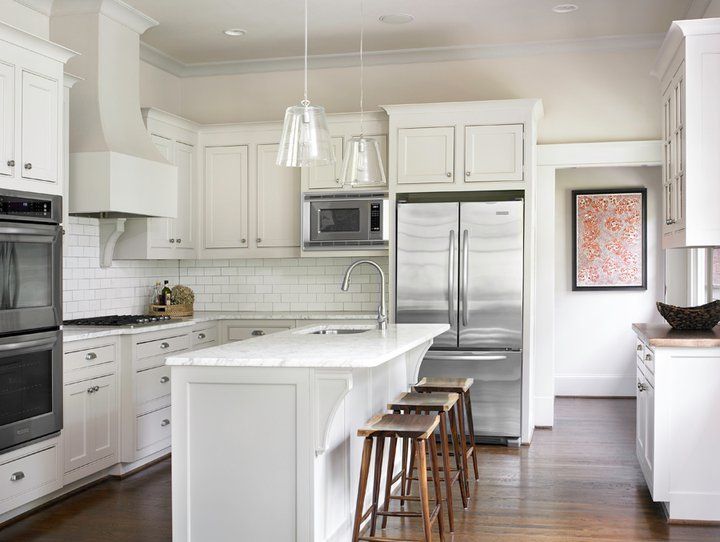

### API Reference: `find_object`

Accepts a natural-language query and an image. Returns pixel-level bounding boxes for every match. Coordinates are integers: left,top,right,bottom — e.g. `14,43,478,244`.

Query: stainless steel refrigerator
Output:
395,193,523,442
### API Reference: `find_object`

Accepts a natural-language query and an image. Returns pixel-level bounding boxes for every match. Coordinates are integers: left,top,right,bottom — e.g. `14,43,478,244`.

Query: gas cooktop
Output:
63,315,174,328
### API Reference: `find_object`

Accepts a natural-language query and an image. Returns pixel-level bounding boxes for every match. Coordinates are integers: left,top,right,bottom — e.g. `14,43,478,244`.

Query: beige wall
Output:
1,1,49,38
138,47,663,144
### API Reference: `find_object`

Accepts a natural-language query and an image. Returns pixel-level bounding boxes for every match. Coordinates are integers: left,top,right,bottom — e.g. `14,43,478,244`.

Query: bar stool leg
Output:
448,405,468,508
405,438,417,497
369,437,385,538
381,436,397,529
464,392,480,481
438,411,455,532
399,436,409,507
416,439,433,542
352,437,374,542
456,398,471,496
428,436,446,542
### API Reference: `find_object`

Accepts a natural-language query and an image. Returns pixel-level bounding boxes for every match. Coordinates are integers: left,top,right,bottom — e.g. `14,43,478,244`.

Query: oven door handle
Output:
0,335,58,352
0,224,60,242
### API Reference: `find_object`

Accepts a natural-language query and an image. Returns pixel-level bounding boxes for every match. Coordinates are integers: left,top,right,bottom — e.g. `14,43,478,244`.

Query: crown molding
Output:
0,19,77,62
140,33,665,78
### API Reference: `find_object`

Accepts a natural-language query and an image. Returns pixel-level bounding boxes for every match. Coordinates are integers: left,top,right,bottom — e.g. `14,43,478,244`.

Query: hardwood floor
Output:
1,398,719,541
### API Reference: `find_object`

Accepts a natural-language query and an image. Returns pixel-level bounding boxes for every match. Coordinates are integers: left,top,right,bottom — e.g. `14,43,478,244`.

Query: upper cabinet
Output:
306,136,344,189
113,109,199,260
654,19,720,248
256,144,299,248
0,22,75,195
382,101,541,192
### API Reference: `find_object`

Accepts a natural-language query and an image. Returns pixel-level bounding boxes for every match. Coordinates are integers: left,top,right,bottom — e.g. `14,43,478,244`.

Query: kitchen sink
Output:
296,325,375,335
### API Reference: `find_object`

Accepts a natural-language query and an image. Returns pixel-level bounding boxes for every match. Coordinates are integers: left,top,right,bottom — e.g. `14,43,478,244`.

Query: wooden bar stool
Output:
352,413,445,542
385,392,468,533
414,377,479,488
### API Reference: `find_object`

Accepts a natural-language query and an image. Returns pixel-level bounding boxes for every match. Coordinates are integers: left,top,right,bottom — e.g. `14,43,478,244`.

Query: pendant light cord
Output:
302,0,309,106
359,0,365,135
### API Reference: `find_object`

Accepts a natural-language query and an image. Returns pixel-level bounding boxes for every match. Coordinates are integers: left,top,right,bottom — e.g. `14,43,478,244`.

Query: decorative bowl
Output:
656,300,720,330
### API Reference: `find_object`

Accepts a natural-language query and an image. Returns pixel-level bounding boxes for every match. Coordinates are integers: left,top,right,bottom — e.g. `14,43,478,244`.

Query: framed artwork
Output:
572,188,647,291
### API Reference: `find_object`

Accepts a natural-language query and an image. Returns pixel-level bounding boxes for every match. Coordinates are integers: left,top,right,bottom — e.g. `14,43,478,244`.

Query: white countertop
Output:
165,323,449,368
62,311,376,342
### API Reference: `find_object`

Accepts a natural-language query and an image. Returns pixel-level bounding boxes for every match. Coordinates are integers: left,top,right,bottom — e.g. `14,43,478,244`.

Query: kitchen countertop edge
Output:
633,322,720,348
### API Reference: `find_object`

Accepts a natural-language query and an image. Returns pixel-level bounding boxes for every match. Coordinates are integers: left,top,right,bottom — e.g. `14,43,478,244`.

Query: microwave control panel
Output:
370,203,382,232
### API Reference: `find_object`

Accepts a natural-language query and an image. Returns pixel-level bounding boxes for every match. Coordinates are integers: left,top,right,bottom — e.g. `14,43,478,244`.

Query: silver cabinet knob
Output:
24,163,32,170
636,344,642,351
335,178,341,184
465,171,471,177
87,386,95,394
94,385,99,392
161,419,170,427
160,376,170,384
10,471,24,482
6,160,14,167
197,333,206,340
645,354,652,361
446,172,452,178
160,342,170,349
251,329,265,336
176,238,182,244
85,352,97,361
169,238,175,243
637,381,647,392
241,238,247,244
256,238,262,243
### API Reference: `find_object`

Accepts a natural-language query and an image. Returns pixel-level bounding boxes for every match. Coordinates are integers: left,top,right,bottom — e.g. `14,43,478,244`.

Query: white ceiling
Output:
124,0,695,65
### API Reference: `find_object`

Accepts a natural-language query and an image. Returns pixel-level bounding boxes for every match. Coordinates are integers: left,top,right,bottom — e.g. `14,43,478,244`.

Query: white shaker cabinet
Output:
204,145,249,250
0,61,13,178
256,143,300,248
21,71,59,184
306,136,344,189
464,124,523,182
397,126,455,184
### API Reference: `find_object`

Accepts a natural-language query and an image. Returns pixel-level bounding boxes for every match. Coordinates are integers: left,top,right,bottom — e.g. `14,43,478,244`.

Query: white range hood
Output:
51,0,177,219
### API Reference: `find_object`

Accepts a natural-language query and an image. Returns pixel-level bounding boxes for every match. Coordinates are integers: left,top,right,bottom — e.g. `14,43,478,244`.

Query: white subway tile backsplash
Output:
62,217,388,320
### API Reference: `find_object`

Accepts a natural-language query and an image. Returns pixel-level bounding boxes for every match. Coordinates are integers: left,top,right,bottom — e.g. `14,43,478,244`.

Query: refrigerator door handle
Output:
448,230,456,327
426,353,508,361
461,229,469,326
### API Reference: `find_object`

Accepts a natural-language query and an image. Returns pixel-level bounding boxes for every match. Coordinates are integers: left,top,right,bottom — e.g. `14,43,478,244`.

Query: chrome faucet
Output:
341,260,387,330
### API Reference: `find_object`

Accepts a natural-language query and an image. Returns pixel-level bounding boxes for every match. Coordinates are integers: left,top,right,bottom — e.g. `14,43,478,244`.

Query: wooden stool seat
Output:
357,413,439,439
387,392,459,412
415,377,473,393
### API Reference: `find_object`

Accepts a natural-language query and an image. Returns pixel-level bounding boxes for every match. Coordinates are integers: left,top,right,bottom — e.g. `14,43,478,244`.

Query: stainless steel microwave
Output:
301,192,389,251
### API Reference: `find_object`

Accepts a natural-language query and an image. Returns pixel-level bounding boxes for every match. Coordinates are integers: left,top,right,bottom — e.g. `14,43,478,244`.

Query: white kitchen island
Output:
166,323,449,542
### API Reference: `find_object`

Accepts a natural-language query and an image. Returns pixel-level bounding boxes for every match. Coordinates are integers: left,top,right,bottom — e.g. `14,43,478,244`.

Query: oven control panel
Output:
0,190,61,223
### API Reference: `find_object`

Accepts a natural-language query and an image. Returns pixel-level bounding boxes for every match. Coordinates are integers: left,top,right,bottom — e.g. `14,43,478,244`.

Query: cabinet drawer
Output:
0,445,59,505
191,326,218,347
136,334,190,360
65,343,115,372
226,326,290,342
136,365,171,407
642,349,655,375
136,407,171,452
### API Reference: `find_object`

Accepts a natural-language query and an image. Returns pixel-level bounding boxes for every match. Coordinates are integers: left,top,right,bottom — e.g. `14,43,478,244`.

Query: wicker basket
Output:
656,300,720,330
148,303,194,318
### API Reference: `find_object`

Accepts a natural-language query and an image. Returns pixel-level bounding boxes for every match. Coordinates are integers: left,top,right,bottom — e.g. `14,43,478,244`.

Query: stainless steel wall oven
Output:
0,189,63,453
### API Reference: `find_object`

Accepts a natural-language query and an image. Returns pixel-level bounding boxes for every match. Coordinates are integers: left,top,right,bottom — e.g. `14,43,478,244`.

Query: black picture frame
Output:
571,188,647,291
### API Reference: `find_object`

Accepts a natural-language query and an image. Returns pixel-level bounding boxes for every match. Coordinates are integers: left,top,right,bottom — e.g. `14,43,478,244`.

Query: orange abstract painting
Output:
572,189,646,290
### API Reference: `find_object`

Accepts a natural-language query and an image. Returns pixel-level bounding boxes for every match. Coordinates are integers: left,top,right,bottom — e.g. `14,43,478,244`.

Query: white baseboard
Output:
533,395,555,427
555,374,636,397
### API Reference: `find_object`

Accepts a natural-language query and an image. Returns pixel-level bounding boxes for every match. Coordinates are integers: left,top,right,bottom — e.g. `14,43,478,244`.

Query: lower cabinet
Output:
635,360,654,493
219,320,293,343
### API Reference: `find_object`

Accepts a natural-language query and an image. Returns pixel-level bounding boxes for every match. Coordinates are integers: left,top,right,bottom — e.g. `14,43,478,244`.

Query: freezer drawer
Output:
418,350,521,439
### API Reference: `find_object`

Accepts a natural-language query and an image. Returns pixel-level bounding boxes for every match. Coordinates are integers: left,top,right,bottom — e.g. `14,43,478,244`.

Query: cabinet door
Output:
20,71,58,183
465,124,523,182
397,126,454,184
0,61,14,178
204,146,249,249
89,374,117,463
643,379,655,475
307,137,343,189
174,142,195,249
148,134,174,250
63,380,92,474
256,143,300,248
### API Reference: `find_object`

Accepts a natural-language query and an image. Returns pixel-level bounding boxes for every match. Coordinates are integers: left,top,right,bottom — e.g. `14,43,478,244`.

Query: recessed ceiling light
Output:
378,13,415,25
552,3,579,13
223,28,247,37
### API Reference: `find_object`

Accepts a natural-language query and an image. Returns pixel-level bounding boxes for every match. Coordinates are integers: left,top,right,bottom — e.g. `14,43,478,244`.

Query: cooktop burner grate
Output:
63,315,173,327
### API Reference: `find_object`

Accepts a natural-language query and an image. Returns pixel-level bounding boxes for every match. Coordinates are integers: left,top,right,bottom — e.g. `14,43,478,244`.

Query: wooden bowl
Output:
656,300,720,330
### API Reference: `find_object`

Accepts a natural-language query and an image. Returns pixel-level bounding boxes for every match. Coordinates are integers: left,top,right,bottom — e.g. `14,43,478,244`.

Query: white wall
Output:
554,166,664,397
171,48,660,144
139,60,182,115
1,0,49,38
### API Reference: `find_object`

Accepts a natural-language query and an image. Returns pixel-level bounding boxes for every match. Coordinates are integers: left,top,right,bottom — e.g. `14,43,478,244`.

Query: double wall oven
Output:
0,189,63,453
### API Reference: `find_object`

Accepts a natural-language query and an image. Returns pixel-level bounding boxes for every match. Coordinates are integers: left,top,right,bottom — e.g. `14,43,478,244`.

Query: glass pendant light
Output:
340,0,387,187
277,0,333,167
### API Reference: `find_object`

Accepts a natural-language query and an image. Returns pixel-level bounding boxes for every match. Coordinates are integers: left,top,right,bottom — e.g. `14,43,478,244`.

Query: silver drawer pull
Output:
85,352,97,361
197,333,206,340
160,342,170,349
251,330,265,337
636,344,642,351
24,163,32,170
645,354,652,361
160,376,170,384
10,471,24,482
7,159,14,167
87,387,94,394
161,419,170,427
637,381,647,392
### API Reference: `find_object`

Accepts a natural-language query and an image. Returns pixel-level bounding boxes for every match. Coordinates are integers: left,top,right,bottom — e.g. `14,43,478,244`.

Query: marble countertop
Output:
633,323,720,348
62,311,376,342
165,323,450,368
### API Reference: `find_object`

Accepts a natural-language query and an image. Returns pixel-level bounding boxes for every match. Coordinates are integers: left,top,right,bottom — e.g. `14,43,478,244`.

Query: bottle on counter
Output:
152,281,162,305
161,280,172,306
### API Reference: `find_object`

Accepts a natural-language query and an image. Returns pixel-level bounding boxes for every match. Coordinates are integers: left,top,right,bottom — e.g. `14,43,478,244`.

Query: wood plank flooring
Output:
1,398,719,541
